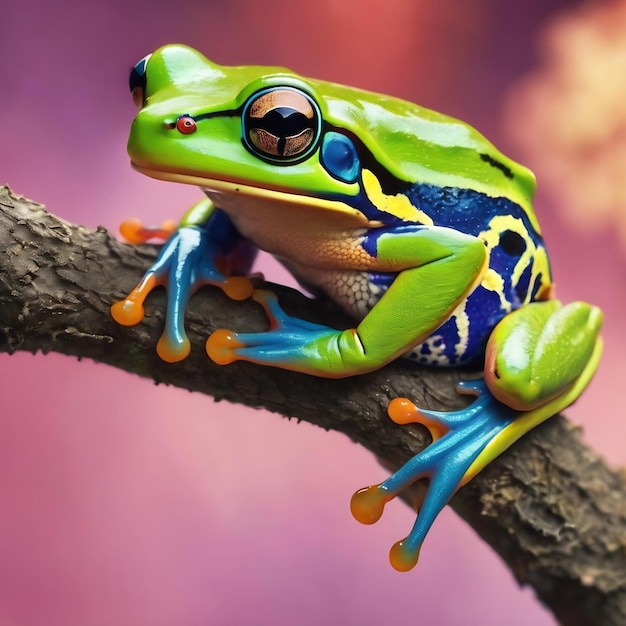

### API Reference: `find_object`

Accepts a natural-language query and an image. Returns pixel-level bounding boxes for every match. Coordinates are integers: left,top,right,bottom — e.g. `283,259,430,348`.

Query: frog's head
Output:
128,44,536,222
127,44,367,203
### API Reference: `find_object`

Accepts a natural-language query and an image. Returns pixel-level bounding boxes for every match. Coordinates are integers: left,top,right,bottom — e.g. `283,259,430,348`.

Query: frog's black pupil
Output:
129,64,147,93
258,108,313,138
500,230,527,256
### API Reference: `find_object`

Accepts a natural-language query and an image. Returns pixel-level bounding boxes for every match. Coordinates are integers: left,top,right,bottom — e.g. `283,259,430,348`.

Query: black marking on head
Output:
480,153,514,179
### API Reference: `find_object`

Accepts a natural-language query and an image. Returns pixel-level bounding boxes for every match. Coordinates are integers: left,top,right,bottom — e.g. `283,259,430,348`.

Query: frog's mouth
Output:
131,163,380,228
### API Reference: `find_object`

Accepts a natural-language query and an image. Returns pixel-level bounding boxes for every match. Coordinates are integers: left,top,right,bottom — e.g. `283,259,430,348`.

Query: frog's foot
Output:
112,225,254,362
351,381,518,571
119,218,177,243
206,290,341,373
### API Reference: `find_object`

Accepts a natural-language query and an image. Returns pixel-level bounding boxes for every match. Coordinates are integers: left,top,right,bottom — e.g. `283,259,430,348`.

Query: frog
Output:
111,44,603,571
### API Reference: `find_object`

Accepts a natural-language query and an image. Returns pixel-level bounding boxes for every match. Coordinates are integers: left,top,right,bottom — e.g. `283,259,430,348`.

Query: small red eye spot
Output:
176,116,197,135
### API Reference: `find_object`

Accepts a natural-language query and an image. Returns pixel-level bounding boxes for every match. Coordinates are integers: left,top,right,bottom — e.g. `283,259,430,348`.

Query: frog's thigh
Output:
485,300,603,410
356,227,487,362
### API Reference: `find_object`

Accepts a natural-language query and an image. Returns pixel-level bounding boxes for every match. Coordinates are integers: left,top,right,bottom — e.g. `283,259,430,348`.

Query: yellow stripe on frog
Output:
362,169,434,225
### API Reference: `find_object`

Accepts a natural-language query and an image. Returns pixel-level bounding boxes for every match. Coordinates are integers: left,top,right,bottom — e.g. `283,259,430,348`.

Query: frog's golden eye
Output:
243,87,321,163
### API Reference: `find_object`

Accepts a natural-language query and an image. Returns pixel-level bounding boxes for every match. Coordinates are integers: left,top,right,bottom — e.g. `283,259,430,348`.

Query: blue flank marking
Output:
530,271,546,300
344,180,548,365
515,261,533,302
410,185,545,364
403,183,542,244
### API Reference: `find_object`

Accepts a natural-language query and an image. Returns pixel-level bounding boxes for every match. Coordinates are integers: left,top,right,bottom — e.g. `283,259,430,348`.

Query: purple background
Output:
2,1,624,625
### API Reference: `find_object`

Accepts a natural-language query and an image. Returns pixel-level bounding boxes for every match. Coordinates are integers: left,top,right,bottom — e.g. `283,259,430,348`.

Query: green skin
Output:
113,44,603,570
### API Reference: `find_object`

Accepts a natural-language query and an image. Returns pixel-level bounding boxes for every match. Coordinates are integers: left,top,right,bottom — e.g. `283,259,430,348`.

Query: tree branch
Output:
1,185,624,626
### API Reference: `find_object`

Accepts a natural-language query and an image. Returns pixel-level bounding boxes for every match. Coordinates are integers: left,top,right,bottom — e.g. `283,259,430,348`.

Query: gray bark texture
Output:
0,185,625,625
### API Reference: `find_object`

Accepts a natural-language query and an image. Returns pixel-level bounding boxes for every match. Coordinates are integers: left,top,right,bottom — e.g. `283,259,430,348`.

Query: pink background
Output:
2,1,624,625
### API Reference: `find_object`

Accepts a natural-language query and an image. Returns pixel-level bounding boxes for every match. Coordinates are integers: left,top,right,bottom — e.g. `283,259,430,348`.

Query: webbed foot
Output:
351,381,518,571
112,225,253,362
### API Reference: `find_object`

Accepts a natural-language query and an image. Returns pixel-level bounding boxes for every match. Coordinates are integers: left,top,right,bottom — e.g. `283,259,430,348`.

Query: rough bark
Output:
0,185,624,626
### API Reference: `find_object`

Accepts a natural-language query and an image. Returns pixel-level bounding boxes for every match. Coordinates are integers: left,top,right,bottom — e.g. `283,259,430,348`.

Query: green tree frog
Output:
112,44,603,571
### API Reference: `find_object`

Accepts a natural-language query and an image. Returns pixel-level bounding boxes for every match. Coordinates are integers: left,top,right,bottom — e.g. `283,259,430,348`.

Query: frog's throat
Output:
131,163,382,228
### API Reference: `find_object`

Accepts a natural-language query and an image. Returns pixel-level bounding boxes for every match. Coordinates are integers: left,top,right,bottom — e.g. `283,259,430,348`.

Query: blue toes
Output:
352,381,519,570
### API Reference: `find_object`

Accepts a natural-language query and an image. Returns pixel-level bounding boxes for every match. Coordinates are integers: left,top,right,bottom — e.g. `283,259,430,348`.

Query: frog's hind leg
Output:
352,300,603,572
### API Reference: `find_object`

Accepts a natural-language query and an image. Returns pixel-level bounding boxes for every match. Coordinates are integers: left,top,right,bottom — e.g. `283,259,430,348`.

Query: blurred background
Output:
2,1,624,624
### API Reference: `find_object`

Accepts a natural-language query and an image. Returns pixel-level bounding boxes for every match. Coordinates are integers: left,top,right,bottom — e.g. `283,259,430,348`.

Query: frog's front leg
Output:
111,198,256,362
206,225,488,376
352,299,602,571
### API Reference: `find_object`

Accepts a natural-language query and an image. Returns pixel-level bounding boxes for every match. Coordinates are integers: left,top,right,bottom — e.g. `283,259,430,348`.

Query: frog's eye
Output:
242,88,321,163
129,53,152,108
